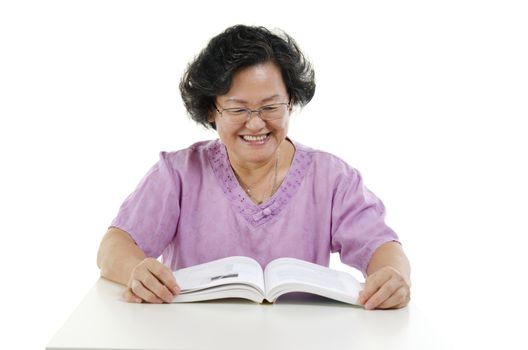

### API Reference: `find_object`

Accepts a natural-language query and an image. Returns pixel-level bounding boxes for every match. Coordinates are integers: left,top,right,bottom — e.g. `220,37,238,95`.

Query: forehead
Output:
218,62,288,104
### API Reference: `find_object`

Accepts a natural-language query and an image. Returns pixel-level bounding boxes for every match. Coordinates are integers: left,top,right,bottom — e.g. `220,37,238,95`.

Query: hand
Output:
123,258,181,303
357,266,411,310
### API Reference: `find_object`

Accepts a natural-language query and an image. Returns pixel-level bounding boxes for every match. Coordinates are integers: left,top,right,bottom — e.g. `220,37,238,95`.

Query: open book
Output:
172,256,363,305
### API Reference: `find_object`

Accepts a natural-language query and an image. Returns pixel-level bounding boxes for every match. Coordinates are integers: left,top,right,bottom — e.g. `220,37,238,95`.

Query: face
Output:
210,62,291,168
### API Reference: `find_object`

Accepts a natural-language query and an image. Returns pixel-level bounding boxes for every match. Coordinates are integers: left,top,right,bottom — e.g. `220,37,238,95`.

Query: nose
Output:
245,112,266,130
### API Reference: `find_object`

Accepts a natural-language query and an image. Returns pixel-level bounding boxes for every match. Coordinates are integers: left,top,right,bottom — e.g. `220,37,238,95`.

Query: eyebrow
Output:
224,94,282,104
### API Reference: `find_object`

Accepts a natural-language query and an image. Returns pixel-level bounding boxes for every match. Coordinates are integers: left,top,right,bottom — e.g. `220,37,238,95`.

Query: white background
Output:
1,1,527,349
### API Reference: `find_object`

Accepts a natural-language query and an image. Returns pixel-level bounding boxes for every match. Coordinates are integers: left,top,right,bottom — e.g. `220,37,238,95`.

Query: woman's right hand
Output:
123,257,181,303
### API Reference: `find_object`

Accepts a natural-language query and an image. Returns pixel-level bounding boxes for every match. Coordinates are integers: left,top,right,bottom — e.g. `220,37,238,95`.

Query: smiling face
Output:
210,62,291,169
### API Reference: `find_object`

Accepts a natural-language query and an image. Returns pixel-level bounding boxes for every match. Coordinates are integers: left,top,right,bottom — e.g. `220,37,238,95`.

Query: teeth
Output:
243,134,267,141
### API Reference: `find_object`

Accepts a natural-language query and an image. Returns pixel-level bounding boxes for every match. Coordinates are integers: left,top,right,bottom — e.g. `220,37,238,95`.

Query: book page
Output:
174,256,265,295
264,258,362,303
173,285,265,303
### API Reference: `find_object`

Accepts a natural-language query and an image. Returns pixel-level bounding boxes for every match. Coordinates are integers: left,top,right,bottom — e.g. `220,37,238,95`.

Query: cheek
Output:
275,117,290,134
216,122,239,139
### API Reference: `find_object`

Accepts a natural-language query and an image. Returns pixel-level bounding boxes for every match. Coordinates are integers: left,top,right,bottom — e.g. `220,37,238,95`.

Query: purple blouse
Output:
111,139,399,276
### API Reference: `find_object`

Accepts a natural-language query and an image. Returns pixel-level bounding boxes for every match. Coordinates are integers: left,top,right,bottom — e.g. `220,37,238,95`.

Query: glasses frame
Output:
214,101,291,124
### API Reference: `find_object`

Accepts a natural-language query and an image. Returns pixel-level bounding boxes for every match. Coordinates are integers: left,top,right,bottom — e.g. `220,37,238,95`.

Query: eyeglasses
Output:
214,102,290,124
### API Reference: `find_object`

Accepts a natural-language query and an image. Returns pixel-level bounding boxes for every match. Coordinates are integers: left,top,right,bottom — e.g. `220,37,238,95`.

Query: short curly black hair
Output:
179,24,316,129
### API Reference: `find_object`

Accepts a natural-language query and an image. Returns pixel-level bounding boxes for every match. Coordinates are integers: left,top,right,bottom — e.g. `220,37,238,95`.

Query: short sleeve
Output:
110,152,181,258
330,167,399,277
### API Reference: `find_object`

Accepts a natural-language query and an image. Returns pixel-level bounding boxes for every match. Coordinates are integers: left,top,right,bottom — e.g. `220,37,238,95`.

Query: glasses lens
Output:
260,104,287,120
223,108,249,124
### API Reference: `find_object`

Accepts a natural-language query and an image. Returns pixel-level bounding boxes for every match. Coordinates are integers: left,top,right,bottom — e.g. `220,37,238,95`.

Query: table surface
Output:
47,278,447,350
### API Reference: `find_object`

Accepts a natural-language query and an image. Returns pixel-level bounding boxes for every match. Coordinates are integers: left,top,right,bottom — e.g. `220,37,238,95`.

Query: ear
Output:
207,110,216,123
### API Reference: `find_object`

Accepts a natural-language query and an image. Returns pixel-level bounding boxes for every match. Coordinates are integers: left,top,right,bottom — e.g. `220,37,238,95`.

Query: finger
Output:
363,277,401,310
133,260,175,303
123,288,143,303
139,273,176,303
130,279,164,304
146,260,181,295
377,287,411,309
358,270,391,305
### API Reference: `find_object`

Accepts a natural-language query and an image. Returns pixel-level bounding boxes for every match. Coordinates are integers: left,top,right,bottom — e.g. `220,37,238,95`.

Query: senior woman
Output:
97,25,411,310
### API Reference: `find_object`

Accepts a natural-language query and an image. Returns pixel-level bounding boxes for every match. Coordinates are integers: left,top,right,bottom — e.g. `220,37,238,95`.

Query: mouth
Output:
239,133,271,144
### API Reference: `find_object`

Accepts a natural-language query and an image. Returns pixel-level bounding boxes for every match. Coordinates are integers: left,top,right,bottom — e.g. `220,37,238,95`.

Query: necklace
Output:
235,150,280,205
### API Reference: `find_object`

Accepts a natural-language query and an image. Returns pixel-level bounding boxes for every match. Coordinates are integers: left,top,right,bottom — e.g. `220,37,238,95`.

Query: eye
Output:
227,108,248,115
261,105,279,112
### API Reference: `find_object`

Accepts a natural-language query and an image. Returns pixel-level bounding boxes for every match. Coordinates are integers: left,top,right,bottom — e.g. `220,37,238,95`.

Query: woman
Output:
97,25,411,310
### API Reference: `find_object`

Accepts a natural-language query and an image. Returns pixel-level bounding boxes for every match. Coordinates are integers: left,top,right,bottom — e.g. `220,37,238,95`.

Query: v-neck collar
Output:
206,138,313,227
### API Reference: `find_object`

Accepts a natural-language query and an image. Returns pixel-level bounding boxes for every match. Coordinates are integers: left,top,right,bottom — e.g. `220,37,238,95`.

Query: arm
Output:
97,227,147,285
357,241,411,310
97,227,180,303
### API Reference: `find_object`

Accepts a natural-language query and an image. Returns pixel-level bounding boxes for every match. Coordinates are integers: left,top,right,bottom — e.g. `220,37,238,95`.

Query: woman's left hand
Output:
357,266,411,310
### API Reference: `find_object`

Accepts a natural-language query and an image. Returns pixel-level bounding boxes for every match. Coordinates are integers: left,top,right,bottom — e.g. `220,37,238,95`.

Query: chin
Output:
242,151,273,163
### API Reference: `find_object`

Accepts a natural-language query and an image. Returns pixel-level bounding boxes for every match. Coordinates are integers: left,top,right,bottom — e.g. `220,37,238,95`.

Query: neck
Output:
229,142,290,204
228,143,284,184
227,140,294,204
230,158,276,186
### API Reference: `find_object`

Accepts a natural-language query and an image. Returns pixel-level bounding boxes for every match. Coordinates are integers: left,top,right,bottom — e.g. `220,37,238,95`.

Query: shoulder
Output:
158,139,220,172
291,139,361,180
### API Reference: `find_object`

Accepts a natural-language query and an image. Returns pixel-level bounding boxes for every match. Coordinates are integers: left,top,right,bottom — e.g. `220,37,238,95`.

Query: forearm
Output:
358,241,411,309
97,227,147,286
367,241,411,283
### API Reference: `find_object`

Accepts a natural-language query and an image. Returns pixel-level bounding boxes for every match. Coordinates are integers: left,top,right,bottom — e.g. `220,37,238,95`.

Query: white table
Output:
47,278,446,350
